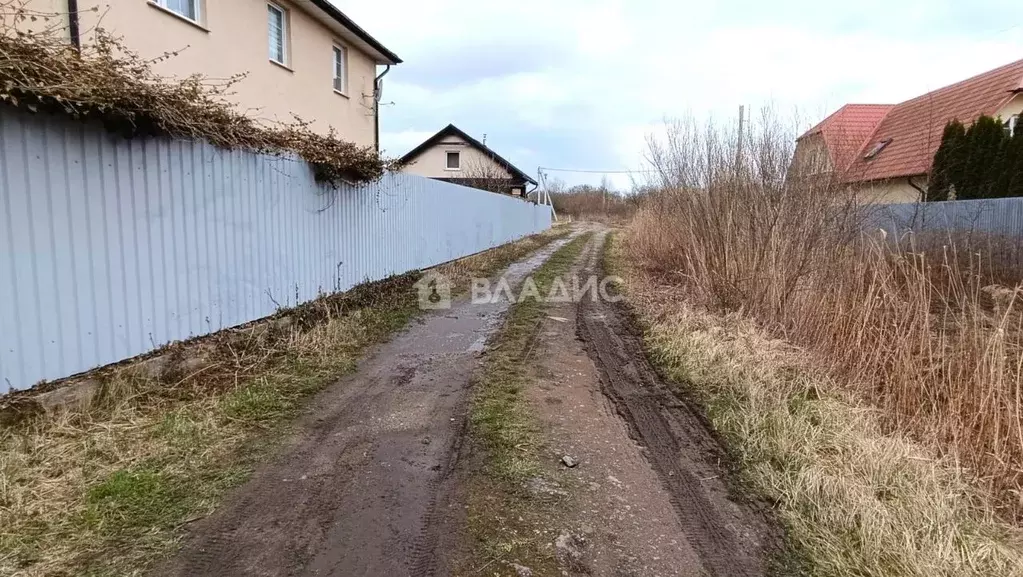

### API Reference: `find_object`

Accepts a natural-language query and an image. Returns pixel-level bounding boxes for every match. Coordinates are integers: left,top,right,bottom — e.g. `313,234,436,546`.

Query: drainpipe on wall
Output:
908,175,927,202
525,182,539,203
66,0,81,50
373,65,391,153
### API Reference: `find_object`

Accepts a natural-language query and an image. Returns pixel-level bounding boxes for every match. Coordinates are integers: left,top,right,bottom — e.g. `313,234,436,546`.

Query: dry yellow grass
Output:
618,110,1023,573
615,243,1023,576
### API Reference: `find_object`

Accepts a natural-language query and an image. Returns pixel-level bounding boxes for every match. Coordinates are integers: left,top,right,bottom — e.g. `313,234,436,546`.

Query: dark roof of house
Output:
307,0,402,65
399,124,538,185
800,58,1023,183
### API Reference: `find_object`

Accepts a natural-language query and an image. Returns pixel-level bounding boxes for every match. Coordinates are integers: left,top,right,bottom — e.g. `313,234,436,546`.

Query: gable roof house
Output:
20,0,401,148
399,125,538,198
793,58,1023,203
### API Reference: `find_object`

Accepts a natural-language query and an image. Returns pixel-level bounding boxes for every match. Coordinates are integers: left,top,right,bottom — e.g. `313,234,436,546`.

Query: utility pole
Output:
600,174,609,215
736,105,745,176
537,168,558,222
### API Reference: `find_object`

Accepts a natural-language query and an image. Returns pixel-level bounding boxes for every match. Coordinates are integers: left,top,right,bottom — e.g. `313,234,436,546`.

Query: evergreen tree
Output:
928,120,966,201
959,116,1005,199
993,123,1015,197
929,115,1023,200
1004,128,1023,199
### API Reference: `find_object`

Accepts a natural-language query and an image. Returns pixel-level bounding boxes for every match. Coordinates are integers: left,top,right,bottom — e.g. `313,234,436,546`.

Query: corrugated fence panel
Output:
867,198,1023,238
0,109,551,393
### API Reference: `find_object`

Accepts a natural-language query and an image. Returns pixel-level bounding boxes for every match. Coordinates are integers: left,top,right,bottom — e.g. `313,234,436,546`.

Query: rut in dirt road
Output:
576,229,776,577
154,234,578,577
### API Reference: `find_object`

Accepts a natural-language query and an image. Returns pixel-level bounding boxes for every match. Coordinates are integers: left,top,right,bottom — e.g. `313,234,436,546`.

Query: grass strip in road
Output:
460,232,592,576
443,223,572,297
0,227,568,577
606,233,1023,577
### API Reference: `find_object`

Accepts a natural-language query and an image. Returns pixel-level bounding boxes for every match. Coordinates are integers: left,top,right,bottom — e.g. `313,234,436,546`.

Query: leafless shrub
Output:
458,154,521,195
0,0,395,184
549,176,644,223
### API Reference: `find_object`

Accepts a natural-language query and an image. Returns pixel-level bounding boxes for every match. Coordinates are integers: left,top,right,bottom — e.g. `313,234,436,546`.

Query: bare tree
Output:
546,176,567,195
459,154,515,195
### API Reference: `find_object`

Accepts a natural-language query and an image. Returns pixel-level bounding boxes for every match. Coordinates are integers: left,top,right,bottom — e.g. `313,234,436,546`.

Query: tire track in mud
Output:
576,230,775,577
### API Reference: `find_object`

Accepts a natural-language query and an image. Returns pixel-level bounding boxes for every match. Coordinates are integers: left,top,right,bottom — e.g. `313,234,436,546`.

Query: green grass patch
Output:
85,467,190,534
460,232,592,576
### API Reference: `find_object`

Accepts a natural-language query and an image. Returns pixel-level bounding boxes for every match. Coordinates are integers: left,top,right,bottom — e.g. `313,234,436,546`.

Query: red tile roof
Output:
801,58,1023,184
798,104,894,173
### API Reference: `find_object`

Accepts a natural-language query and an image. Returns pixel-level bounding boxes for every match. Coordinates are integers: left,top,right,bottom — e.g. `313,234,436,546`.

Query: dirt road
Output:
557,229,774,576
157,225,774,577
156,234,577,577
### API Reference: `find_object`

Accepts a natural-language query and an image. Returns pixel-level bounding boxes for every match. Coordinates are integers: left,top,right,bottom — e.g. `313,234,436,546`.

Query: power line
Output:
537,166,656,174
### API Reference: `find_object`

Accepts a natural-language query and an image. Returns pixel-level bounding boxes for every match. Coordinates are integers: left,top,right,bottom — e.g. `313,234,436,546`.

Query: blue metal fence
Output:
0,109,551,392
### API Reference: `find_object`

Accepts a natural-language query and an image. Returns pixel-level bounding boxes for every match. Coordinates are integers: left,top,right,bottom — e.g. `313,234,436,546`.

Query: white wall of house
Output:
997,93,1023,120
853,178,923,204
401,136,513,179
791,134,834,176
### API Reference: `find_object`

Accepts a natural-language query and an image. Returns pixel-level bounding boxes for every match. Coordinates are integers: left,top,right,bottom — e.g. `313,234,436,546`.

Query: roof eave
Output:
841,171,928,186
795,129,821,141
307,0,402,65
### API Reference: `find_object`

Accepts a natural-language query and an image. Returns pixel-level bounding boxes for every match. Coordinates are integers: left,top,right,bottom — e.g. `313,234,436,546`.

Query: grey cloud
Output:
387,39,576,90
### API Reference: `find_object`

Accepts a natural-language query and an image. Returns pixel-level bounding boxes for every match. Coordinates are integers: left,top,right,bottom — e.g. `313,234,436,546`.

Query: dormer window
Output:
864,138,893,160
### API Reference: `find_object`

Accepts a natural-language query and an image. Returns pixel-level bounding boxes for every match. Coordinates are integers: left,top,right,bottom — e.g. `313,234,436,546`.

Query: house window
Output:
333,45,347,94
154,0,200,21
446,152,460,170
267,3,288,65
1006,115,1019,138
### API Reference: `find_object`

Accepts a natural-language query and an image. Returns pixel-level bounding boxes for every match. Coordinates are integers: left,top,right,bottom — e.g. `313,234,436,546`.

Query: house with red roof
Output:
793,58,1023,203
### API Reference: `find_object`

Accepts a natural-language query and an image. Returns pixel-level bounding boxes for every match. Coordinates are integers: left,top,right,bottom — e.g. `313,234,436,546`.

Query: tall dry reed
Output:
628,111,1023,517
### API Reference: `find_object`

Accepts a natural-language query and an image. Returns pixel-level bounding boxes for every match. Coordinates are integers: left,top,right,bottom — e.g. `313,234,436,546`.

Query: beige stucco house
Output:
399,125,537,197
793,58,1023,203
22,0,400,148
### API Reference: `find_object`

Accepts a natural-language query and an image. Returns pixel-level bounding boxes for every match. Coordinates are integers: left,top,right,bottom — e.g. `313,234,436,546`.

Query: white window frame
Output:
445,151,461,171
332,44,348,95
267,2,289,66
152,0,201,23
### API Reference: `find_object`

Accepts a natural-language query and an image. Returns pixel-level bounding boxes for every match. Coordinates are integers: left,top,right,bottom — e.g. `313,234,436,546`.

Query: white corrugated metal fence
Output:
0,108,551,392
867,198,1023,238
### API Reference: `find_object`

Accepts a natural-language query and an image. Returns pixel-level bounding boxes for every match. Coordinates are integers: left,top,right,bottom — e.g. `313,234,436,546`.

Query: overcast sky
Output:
330,0,1023,189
